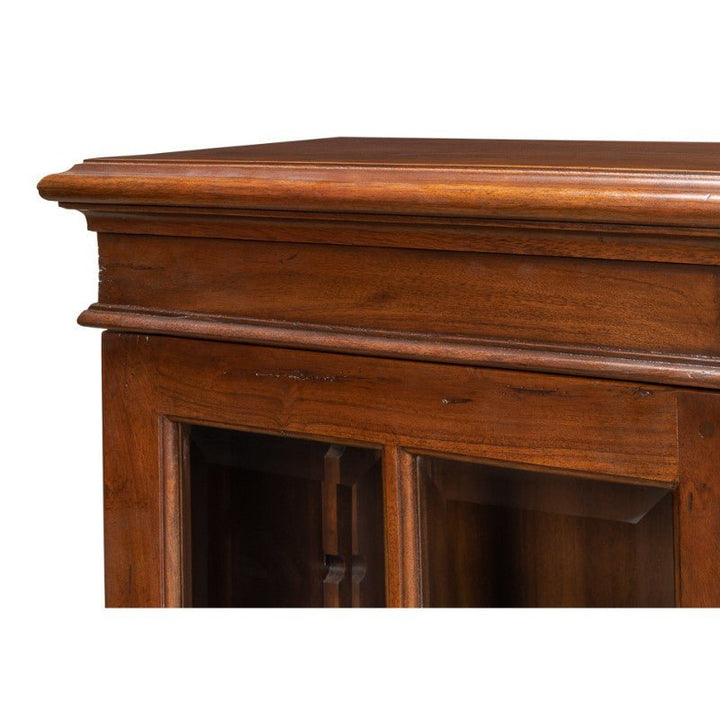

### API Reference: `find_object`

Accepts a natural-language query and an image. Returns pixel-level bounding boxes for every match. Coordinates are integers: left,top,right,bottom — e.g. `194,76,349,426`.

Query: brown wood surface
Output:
102,332,681,605
38,137,720,227
677,392,720,607
160,419,191,607
80,304,720,390
127,333,676,482
322,446,345,608
383,448,421,608
96,233,720,359
39,138,720,607
83,137,720,171
76,206,720,265
44,138,720,392
102,333,162,607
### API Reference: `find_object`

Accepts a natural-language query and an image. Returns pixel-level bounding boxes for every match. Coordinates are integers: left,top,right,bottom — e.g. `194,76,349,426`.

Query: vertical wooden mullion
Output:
383,446,422,607
161,418,190,607
322,446,344,607
351,482,360,608
179,426,193,606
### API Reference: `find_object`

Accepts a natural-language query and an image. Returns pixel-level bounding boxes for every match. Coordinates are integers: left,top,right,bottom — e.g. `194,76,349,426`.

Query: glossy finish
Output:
39,138,720,607
83,232,720,388
38,137,720,226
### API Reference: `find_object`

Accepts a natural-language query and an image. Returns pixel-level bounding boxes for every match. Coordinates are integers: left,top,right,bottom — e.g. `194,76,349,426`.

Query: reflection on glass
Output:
418,457,675,607
188,426,385,607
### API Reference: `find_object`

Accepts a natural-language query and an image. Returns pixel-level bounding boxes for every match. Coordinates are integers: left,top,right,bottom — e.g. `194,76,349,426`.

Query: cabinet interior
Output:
185,426,675,608
418,457,676,607
187,425,386,608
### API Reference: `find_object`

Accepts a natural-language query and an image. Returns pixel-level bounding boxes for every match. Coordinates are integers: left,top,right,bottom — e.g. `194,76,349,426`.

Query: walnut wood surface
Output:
85,137,720,171
677,392,720,606
123,333,677,480
95,232,720,357
103,332,682,605
75,206,720,264
39,138,720,607
38,137,720,227
43,138,720,389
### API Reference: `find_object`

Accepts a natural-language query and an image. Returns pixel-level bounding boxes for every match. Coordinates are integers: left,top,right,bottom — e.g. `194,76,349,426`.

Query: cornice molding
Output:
39,161,720,228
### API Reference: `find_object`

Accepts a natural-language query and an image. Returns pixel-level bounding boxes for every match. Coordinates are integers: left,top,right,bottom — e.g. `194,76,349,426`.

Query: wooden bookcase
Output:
39,138,720,607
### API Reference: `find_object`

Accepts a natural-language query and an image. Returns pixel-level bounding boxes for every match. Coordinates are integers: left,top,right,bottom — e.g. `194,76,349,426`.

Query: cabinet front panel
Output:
102,333,682,606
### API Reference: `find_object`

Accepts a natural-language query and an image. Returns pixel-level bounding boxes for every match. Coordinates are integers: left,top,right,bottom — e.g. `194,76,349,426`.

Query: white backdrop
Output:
3,1,719,718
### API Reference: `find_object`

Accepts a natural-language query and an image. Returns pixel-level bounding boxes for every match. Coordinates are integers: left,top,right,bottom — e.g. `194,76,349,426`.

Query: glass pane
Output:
418,457,675,607
188,426,385,607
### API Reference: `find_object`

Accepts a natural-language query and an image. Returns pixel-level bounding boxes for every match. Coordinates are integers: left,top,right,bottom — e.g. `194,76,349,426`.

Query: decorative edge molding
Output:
70,206,720,266
79,303,720,390
62,202,720,237
39,162,720,228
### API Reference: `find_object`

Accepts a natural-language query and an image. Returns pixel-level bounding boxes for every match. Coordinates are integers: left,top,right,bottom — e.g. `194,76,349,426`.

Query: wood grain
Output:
115,332,678,482
75,205,720,265
383,448,421,607
79,304,720,390
95,233,720,358
38,138,720,227
82,137,720,171
102,332,163,607
39,139,720,607
101,332,680,606
677,392,720,607
160,418,189,608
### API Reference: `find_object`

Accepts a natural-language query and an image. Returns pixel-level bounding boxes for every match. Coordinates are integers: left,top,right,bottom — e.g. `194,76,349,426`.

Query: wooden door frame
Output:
102,331,720,607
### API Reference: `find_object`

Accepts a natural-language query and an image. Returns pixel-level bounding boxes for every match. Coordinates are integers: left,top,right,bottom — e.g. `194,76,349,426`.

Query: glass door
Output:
418,456,675,607
186,425,385,607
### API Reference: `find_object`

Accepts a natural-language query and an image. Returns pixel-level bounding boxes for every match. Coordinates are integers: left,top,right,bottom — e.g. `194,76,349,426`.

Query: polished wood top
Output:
39,138,720,227
91,137,720,173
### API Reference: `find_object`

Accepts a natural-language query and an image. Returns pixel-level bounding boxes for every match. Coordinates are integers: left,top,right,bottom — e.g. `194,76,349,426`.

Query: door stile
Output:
160,418,192,607
383,446,422,607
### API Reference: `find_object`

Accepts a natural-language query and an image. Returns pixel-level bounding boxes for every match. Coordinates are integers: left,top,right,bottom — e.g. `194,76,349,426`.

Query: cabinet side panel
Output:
678,392,720,607
102,332,164,607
